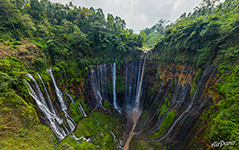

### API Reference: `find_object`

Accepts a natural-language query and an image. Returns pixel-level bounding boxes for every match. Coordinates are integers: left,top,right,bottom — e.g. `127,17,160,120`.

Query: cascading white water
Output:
25,69,89,142
65,91,88,118
112,62,120,112
85,57,148,149
46,68,76,133
47,68,67,111
135,59,143,109
110,129,123,149
87,60,145,111
84,53,216,149
37,72,55,113
25,75,66,141
78,102,88,118
90,69,103,107
147,66,217,143
65,91,75,103
27,73,49,109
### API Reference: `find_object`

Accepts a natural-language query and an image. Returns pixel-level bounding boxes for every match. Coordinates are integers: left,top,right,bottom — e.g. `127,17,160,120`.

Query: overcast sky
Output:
49,0,221,33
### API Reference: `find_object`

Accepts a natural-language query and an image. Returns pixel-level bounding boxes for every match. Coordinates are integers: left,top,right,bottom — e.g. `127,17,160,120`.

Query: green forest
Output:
0,0,239,149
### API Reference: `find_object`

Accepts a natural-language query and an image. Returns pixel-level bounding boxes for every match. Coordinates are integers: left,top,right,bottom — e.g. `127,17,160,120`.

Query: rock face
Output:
85,59,219,149
24,57,219,149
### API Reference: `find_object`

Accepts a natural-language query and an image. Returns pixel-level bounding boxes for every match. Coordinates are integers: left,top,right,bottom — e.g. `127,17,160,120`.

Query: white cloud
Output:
49,0,211,33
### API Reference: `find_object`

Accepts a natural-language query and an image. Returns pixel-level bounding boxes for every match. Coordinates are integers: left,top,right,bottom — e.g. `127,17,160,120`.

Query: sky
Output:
49,0,218,33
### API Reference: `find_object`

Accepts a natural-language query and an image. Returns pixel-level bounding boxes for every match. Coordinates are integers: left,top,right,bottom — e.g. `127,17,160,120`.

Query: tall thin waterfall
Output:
47,68,67,111
135,60,142,108
25,69,88,142
112,62,120,111
135,54,147,111
65,91,74,103
78,102,88,118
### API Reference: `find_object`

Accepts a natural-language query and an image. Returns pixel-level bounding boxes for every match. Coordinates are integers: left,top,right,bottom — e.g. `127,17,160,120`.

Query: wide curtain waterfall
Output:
85,59,145,112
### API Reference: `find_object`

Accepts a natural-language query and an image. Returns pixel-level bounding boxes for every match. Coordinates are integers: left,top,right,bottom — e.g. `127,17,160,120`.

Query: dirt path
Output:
123,110,141,150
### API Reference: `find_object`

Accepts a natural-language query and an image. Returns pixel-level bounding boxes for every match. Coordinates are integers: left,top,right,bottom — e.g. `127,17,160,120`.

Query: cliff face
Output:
84,58,221,149
134,61,220,149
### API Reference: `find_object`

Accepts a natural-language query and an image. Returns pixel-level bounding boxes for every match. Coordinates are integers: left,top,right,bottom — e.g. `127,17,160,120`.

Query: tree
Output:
10,0,25,9
21,14,36,36
61,19,75,34
69,26,89,56
27,0,43,20
107,13,115,31
0,0,22,31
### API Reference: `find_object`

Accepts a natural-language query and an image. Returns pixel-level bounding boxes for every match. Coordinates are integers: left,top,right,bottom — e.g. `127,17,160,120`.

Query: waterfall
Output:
46,68,76,133
110,129,123,149
47,68,67,111
78,102,88,118
123,54,147,150
26,73,49,109
135,59,142,109
90,68,103,107
86,59,146,111
84,52,216,149
36,72,55,113
135,54,147,111
112,62,120,112
65,91,75,103
25,69,89,142
25,74,66,141
65,91,87,118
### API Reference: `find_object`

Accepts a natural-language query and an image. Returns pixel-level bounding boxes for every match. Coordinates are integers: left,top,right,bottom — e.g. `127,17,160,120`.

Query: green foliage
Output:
216,45,239,69
153,110,175,137
74,111,123,150
149,141,161,149
57,136,96,150
149,0,239,68
103,100,111,110
33,57,47,71
12,41,23,45
0,0,144,74
130,138,155,150
191,69,201,96
201,65,239,149
0,0,23,39
0,0,238,149
0,125,56,150
116,75,124,93
69,102,84,123
157,97,170,116
0,56,27,92
77,98,90,115
141,19,169,48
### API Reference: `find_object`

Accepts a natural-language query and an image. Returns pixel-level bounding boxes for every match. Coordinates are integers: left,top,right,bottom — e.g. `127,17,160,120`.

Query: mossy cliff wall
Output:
128,60,222,150
83,58,233,150
127,60,238,150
